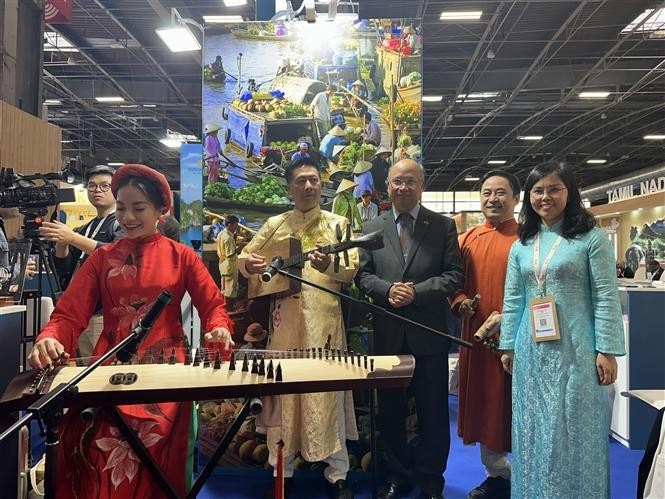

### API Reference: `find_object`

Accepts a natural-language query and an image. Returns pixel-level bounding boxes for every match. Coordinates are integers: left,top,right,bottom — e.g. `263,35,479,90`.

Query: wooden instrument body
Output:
0,354,415,412
247,237,302,299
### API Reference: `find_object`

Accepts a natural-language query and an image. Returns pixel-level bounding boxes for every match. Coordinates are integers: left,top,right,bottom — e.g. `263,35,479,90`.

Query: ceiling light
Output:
464,177,480,181
143,104,157,108
488,160,506,164
644,134,665,140
586,159,607,164
95,96,124,102
440,11,483,21
203,15,244,23
44,99,62,105
517,135,543,141
579,91,610,99
422,95,443,102
460,92,499,99
107,162,125,166
622,8,665,34
223,0,247,6
156,26,201,52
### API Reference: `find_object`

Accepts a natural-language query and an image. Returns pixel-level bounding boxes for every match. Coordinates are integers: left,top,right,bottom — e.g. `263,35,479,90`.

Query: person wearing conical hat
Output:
319,124,348,160
371,146,391,196
350,79,368,113
204,123,223,183
332,178,363,231
402,26,421,54
352,159,374,199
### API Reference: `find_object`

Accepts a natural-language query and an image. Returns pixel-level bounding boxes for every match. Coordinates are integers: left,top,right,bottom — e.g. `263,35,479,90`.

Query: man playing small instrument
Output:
238,158,358,499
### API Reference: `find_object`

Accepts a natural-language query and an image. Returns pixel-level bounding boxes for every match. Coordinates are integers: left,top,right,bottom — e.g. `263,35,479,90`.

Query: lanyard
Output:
533,232,563,294
79,214,112,261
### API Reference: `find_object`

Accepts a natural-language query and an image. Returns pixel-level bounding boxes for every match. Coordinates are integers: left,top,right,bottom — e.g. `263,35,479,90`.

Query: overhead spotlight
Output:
579,91,610,99
486,49,496,59
600,112,607,119
156,8,202,53
518,135,543,141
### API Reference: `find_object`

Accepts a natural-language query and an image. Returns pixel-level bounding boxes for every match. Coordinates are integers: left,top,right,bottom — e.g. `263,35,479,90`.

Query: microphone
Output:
116,290,173,362
261,257,284,282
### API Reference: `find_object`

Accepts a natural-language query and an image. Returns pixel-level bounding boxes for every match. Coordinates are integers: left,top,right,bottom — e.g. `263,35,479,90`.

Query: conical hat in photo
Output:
328,167,348,182
335,178,357,195
328,125,346,137
332,144,348,157
352,80,365,87
353,160,373,174
205,123,222,133
373,145,391,157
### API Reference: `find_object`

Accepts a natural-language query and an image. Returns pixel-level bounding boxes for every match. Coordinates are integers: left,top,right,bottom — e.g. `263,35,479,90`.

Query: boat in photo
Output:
223,76,327,159
375,46,421,98
397,81,421,104
231,27,294,42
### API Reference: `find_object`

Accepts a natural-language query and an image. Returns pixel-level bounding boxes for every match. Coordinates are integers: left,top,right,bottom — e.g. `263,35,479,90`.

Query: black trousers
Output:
378,350,450,495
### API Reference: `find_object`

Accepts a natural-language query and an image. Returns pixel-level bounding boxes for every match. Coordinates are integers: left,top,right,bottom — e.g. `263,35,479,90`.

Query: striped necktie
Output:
398,213,413,257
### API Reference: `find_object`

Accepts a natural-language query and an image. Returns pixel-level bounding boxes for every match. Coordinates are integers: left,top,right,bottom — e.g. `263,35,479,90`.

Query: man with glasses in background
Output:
357,159,464,499
39,165,123,356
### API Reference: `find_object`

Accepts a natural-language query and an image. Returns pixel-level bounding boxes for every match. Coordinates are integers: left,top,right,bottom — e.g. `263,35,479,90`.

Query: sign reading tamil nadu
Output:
606,176,665,203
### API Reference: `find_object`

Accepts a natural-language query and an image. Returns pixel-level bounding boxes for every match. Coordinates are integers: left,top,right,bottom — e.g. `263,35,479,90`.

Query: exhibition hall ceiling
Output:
44,0,665,193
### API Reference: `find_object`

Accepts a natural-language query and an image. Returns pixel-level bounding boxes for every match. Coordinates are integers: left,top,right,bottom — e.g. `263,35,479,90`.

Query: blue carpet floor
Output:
197,395,643,499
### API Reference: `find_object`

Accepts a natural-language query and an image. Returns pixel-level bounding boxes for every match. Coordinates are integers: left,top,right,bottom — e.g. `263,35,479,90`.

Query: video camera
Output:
0,167,75,239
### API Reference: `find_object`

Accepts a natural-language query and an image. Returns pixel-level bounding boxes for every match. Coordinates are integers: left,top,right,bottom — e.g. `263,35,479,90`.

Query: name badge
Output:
529,295,561,342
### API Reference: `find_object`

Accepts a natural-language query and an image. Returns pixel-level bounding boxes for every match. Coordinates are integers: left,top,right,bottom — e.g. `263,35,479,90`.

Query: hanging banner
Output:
200,17,423,470
45,0,73,24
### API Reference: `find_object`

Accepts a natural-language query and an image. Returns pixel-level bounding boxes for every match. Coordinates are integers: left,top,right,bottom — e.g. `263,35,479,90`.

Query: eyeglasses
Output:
389,178,419,188
87,182,112,192
530,186,566,198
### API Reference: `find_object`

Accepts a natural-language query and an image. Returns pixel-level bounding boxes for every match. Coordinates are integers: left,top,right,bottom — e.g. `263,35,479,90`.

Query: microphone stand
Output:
275,268,473,348
0,317,173,499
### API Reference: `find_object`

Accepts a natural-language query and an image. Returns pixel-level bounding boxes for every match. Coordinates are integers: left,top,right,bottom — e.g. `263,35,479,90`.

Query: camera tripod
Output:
26,237,63,304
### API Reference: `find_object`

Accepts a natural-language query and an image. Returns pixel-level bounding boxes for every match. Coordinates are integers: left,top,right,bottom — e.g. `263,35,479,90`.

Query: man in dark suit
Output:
357,159,464,499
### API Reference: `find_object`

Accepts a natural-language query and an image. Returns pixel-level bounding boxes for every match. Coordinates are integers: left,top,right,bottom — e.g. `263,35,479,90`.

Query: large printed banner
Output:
199,18,422,469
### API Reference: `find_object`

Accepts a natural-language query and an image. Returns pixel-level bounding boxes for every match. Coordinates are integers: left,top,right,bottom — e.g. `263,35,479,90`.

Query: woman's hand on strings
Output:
28,338,70,370
204,327,235,350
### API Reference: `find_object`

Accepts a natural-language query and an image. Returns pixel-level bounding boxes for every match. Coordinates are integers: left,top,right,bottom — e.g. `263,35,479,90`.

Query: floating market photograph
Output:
199,17,423,471
202,18,423,226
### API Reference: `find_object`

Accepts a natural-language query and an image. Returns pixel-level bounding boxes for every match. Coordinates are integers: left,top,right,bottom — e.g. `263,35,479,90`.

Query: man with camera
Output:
38,165,122,356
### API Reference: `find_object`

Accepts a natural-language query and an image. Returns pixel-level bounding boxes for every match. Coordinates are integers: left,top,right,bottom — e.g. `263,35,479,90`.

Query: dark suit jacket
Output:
357,206,464,355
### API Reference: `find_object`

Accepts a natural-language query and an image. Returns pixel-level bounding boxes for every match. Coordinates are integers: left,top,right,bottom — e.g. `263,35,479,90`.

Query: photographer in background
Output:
38,165,122,356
